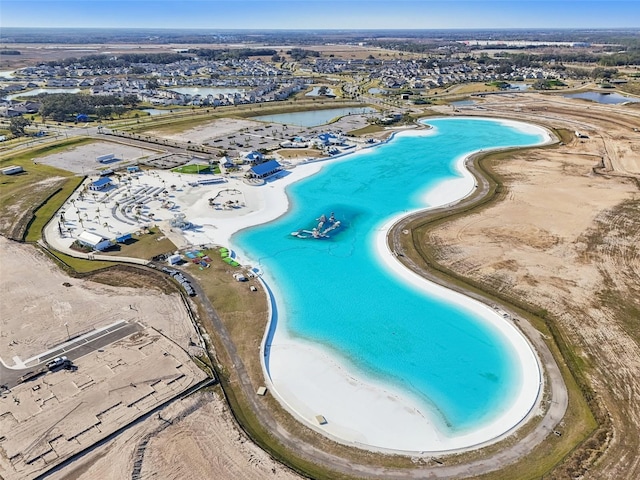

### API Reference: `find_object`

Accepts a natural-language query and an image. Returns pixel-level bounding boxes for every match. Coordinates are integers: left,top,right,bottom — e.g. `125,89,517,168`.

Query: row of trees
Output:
39,93,139,122
47,53,188,69
191,48,277,60
287,48,320,61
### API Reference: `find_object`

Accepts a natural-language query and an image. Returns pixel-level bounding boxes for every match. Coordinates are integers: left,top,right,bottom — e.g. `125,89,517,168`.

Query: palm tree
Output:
103,222,111,232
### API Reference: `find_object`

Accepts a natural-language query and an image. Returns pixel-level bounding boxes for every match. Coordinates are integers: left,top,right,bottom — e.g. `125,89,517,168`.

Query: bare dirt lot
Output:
48,390,302,480
0,236,196,364
0,236,301,480
35,140,160,174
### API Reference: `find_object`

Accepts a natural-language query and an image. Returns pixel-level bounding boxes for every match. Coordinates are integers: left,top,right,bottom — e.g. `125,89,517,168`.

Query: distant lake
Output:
452,100,476,107
305,86,336,97
508,83,531,91
170,86,246,96
6,88,81,100
141,108,172,116
253,107,376,127
563,91,640,104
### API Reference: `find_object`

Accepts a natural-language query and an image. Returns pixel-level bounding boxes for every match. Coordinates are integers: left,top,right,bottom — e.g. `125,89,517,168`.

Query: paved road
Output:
0,321,142,389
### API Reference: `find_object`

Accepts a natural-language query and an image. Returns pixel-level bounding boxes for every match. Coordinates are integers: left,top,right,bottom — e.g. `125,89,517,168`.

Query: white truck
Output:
46,356,69,370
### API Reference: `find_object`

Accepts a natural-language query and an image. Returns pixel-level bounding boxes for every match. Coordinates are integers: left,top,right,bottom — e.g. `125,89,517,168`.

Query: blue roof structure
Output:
250,160,282,177
91,177,112,188
244,150,263,160
318,133,339,142
115,233,132,243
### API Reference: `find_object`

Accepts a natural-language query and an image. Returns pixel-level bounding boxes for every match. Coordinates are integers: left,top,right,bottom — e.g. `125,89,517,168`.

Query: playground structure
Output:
208,188,245,210
169,213,192,230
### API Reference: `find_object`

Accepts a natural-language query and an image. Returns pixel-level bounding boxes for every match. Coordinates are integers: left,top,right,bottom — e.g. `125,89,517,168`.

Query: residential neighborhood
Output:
1,46,583,117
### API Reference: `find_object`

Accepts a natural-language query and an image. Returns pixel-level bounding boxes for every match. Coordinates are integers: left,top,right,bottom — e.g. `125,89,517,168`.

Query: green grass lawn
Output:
46,248,116,273
102,227,177,260
346,124,385,136
171,164,220,175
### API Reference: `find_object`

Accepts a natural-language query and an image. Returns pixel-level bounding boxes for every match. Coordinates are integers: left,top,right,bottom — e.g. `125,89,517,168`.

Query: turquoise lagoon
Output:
234,117,546,447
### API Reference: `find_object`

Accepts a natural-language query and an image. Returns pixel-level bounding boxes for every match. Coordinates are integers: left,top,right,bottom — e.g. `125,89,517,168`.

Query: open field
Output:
47,390,303,480
0,236,197,364
34,140,160,174
0,239,210,480
0,139,93,240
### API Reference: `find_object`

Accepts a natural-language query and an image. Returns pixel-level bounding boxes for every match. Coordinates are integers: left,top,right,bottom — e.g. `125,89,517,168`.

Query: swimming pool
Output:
234,117,548,452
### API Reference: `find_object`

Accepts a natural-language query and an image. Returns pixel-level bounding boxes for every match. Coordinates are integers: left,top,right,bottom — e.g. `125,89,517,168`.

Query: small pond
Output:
141,108,172,116
563,91,640,104
170,86,246,96
6,88,82,100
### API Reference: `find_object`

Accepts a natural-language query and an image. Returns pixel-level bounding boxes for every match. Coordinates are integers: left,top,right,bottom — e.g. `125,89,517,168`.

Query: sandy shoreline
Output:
43,117,550,454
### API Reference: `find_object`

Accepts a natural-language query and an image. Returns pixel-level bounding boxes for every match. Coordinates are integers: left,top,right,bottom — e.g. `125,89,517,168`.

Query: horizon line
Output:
3,26,640,32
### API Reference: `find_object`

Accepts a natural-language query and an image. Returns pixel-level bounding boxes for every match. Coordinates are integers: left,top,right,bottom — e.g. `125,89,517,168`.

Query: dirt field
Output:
423,93,640,479
35,140,160,174
0,235,301,480
0,236,197,365
48,390,302,480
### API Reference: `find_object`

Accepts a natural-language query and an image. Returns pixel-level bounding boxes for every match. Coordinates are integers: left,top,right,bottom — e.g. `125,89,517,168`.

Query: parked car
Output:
46,356,69,370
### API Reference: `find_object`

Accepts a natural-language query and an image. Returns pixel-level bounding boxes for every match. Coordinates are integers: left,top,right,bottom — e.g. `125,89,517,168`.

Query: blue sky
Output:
1,1,639,29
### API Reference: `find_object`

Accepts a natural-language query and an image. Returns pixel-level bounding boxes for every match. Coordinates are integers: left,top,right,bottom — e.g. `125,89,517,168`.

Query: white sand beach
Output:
43,118,549,453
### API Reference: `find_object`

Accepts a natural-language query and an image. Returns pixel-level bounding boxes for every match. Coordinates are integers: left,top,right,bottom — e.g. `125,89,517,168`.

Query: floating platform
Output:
291,212,342,239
